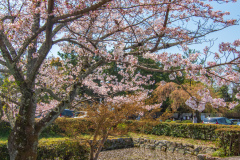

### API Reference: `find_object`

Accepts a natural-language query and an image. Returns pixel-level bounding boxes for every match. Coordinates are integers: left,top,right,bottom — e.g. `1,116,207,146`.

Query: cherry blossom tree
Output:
0,0,239,159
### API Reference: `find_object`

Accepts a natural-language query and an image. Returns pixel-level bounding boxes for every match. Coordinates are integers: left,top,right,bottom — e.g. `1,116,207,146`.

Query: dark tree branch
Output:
150,0,171,52
1,16,16,22
35,88,62,101
53,38,96,55
0,32,17,59
52,0,112,23
0,69,10,73
0,59,7,66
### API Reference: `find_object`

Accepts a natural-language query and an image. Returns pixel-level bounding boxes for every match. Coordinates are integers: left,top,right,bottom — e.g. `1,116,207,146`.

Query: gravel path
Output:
98,148,198,160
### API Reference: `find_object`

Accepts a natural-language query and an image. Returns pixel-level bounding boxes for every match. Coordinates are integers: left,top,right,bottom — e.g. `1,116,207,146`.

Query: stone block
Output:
161,145,167,152
197,154,206,160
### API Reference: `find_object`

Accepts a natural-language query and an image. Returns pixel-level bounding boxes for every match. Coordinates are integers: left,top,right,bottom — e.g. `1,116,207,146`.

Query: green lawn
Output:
0,132,217,148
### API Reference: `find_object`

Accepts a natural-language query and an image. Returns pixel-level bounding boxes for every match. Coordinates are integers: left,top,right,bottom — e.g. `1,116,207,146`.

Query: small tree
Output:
86,101,140,160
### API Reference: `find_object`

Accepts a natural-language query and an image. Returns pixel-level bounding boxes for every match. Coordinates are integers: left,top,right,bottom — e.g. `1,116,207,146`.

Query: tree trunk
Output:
7,88,39,160
196,110,201,123
8,123,39,160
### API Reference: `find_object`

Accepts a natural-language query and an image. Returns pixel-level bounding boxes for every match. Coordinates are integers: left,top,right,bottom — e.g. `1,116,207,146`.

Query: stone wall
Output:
132,138,217,156
102,138,134,151
103,137,219,160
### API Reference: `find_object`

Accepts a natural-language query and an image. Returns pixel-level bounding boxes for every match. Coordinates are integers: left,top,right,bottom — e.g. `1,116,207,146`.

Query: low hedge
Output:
54,118,94,136
0,138,89,160
151,123,219,140
215,128,240,156
123,120,240,141
2,119,240,158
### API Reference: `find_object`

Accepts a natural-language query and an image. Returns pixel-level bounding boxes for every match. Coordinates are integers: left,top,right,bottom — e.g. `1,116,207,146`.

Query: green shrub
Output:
0,138,89,160
175,120,181,123
215,128,240,156
181,120,192,123
165,119,171,122
212,148,225,157
124,121,240,141
54,118,94,137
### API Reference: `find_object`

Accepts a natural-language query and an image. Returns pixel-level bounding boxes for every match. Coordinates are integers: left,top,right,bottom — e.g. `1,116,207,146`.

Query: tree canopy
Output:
0,0,240,159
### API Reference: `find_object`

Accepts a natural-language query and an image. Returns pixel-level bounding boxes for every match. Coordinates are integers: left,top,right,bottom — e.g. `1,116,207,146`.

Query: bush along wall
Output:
0,138,89,160
151,123,219,140
215,128,240,156
124,121,240,141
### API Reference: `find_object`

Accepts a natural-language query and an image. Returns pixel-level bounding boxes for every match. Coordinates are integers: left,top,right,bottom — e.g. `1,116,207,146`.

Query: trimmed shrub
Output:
175,120,181,123
181,120,192,123
215,128,240,156
124,120,240,141
0,138,89,160
54,118,94,137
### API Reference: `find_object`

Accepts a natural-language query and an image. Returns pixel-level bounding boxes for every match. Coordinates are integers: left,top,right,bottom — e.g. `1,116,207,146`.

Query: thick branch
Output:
53,0,112,23
150,0,170,52
35,88,61,101
0,60,7,66
0,69,10,73
0,35,13,64
1,16,16,22
53,38,96,55
15,24,47,61
0,32,17,58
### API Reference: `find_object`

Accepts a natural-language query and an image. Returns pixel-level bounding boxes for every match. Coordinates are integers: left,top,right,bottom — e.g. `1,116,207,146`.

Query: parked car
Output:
59,109,75,117
230,119,240,125
202,117,233,125
74,111,87,118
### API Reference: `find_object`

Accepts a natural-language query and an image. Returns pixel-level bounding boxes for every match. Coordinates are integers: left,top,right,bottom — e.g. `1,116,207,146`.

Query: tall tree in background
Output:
153,81,220,121
0,0,240,159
